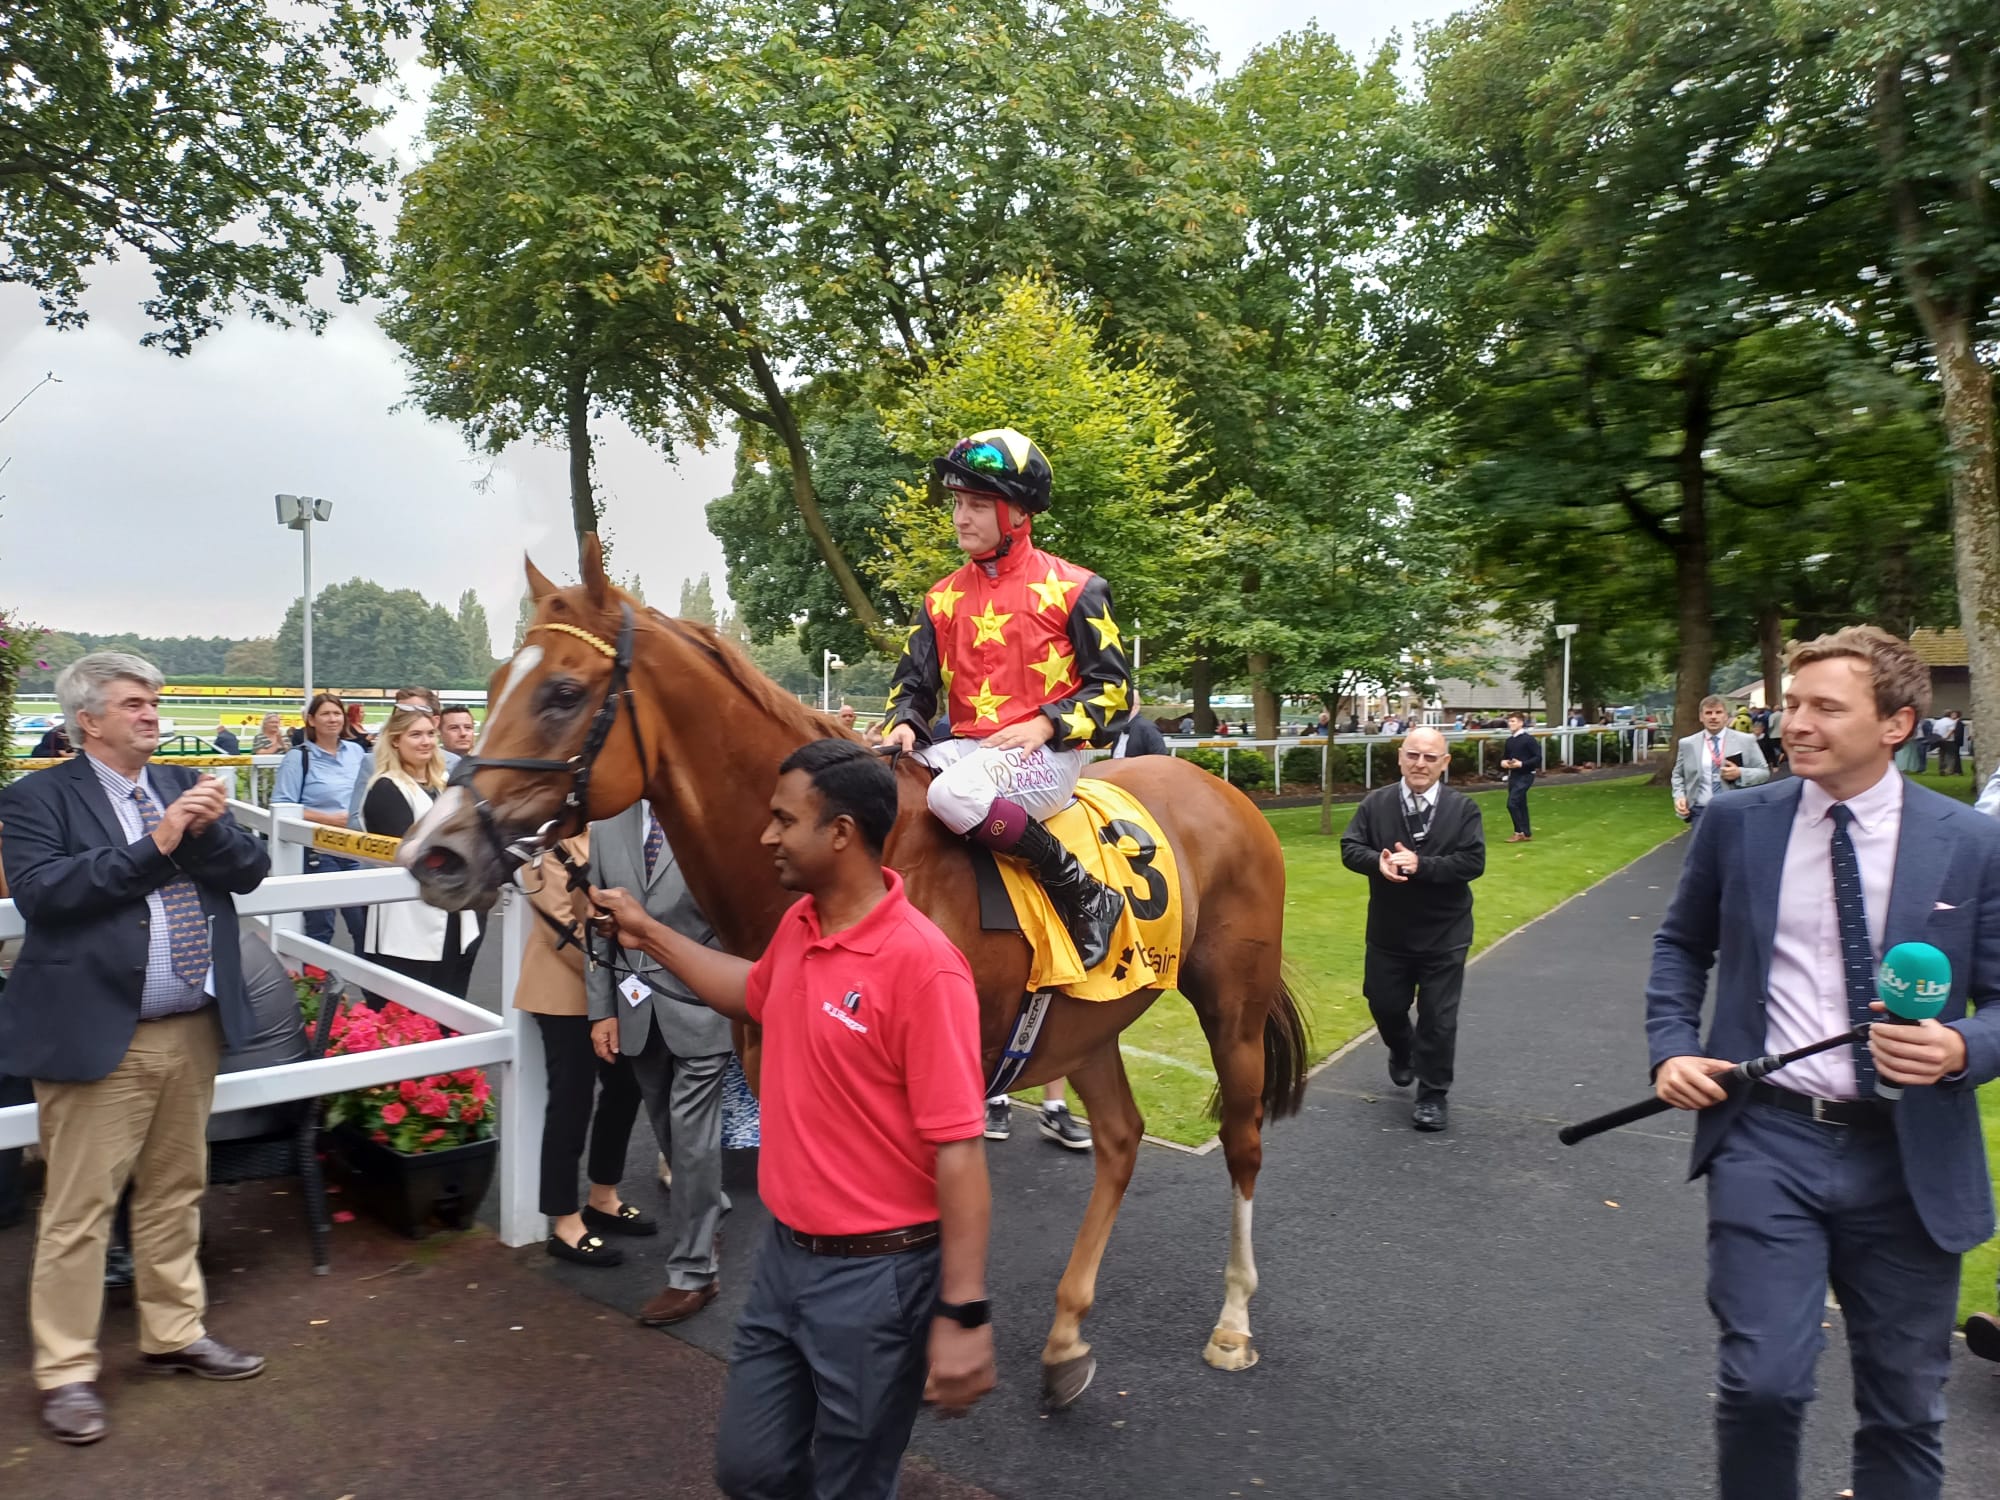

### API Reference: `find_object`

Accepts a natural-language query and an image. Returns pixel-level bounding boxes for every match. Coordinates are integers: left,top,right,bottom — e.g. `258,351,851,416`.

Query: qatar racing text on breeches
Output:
915,738,1086,835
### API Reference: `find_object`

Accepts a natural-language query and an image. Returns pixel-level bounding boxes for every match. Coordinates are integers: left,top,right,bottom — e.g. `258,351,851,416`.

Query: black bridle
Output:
445,602,647,879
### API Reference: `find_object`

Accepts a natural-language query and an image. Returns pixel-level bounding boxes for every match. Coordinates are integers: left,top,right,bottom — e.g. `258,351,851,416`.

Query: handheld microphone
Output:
1871,941,1950,1100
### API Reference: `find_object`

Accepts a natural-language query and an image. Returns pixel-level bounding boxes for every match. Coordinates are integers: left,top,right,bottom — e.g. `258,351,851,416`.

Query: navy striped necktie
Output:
1828,804,1877,1092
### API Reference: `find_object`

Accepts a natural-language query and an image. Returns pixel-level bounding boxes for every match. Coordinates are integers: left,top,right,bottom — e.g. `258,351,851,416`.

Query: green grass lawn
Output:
1064,762,2000,1325
1099,773,1685,1144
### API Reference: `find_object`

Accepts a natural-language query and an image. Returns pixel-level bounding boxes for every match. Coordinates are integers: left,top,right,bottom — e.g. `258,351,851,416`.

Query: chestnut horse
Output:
402,540,1309,1404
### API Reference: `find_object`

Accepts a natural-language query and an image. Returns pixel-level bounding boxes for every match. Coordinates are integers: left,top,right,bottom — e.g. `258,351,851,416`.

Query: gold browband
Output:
531,622,618,659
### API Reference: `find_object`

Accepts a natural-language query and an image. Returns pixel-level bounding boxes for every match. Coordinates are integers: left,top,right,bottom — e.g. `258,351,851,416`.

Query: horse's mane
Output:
644,607,856,744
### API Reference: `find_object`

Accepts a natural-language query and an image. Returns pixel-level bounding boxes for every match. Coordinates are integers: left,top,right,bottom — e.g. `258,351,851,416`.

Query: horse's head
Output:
402,535,655,910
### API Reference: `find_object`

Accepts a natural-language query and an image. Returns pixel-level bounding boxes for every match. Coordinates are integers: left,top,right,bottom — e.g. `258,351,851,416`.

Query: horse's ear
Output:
524,553,558,602
580,532,612,608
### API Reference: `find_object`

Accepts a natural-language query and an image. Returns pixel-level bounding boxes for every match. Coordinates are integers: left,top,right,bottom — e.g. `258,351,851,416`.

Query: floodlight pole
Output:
1556,622,1580,764
278,494,332,710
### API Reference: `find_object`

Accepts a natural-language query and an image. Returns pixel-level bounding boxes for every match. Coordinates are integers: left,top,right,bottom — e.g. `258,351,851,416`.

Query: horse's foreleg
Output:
1202,1016,1267,1372
1039,1040,1141,1408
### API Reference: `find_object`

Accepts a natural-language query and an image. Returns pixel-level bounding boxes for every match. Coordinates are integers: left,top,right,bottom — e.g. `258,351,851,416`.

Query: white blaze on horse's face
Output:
489,644,543,720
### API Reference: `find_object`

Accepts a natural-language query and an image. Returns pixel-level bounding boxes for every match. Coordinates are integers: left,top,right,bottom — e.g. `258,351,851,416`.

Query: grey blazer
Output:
585,802,733,1059
1670,727,1770,810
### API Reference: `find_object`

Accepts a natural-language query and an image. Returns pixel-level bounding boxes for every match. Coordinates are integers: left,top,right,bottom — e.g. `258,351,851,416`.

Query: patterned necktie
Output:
132,787,212,987
643,807,665,883
1828,804,1877,1092
1403,791,1434,844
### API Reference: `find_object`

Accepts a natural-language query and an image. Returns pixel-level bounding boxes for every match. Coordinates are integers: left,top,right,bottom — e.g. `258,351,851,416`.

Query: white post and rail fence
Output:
0,797,549,1251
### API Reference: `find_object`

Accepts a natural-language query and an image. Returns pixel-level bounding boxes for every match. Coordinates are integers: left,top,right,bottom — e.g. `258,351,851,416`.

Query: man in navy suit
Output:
1647,626,2000,1500
0,653,271,1445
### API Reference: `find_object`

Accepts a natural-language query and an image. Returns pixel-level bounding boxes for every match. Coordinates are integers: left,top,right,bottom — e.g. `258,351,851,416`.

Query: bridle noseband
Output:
447,602,647,880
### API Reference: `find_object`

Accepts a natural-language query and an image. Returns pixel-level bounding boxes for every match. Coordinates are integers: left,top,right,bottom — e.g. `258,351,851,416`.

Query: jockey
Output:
883,429,1133,969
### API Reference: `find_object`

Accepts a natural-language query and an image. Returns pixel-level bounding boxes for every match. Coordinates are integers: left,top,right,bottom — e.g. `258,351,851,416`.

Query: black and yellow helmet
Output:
929,429,1053,515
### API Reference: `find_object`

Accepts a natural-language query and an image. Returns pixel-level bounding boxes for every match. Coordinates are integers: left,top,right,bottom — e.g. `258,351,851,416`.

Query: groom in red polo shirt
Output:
592,738,995,1499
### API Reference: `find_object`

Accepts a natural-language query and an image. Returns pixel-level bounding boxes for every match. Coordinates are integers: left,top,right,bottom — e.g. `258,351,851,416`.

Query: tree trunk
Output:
565,368,597,561
1191,656,1216,736
1248,652,1278,743
742,348,887,645
1665,361,1718,781
1759,603,1784,714
1933,318,2000,757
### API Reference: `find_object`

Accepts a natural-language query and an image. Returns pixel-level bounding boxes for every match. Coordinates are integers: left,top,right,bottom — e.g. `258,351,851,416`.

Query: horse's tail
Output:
1260,971,1313,1120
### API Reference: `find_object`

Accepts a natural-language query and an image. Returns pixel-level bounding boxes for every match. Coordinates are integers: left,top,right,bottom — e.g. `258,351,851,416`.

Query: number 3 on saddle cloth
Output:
969,779,1182,1096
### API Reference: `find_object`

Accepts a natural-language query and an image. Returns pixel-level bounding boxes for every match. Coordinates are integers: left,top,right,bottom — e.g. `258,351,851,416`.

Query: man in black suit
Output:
0,653,270,1446
1341,727,1487,1131
210,722,240,755
1499,711,1542,842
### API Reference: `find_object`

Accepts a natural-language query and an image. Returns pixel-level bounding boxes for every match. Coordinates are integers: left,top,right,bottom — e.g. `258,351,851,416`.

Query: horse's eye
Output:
544,680,586,712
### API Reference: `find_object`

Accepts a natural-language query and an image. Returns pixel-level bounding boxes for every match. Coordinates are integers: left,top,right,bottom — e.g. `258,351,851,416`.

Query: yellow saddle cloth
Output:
995,778,1182,1001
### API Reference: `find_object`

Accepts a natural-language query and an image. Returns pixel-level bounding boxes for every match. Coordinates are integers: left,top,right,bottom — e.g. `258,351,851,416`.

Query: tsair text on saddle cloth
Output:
994,778,1182,1001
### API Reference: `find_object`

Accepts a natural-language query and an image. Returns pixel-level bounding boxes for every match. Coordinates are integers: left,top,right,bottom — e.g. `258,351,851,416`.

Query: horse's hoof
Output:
1202,1328,1259,1371
1041,1351,1097,1408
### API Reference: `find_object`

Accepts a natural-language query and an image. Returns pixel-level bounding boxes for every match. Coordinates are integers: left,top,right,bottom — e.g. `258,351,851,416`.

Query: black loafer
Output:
1387,1053,1415,1088
582,1202,658,1237
547,1231,625,1267
1966,1312,2000,1363
1412,1098,1448,1133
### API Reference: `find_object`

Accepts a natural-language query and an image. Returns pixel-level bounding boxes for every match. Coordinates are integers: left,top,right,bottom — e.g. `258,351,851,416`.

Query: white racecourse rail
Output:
0,799,550,1250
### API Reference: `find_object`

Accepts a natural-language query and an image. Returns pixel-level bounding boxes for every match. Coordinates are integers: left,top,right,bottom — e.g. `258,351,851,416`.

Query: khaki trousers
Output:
31,1009,221,1388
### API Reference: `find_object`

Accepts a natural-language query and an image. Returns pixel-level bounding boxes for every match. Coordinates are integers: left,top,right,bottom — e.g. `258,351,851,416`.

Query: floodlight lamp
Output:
1555,623,1580,640
275,493,304,526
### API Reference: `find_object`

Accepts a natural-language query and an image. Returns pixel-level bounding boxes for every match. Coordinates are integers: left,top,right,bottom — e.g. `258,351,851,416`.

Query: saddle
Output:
967,777,1182,1002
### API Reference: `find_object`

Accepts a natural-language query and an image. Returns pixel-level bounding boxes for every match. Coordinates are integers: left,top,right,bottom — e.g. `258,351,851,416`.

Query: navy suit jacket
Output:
0,755,270,1082
1647,776,2000,1253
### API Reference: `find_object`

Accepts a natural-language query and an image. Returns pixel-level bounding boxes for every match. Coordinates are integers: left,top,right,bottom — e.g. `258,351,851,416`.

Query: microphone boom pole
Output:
1557,1024,1872,1147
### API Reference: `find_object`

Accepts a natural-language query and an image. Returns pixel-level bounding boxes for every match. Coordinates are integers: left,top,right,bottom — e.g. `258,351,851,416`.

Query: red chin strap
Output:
973,508,1032,565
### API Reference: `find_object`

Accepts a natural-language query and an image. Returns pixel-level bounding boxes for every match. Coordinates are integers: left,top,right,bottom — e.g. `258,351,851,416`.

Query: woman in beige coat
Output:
516,834,657,1265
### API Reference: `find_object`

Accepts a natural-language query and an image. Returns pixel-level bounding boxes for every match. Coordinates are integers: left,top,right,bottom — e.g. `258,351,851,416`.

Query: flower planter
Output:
329,1124,498,1239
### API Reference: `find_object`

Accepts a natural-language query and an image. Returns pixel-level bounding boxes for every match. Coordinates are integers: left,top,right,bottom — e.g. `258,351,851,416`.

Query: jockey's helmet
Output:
930,429,1053,515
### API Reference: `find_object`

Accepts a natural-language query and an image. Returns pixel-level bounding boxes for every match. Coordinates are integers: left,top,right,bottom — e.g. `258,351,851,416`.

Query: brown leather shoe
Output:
41,1382,107,1445
139,1335,266,1381
1506,832,1532,843
637,1281,719,1327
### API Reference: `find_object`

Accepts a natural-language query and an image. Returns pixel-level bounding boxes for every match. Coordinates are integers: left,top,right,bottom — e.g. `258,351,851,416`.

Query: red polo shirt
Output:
744,869,985,1236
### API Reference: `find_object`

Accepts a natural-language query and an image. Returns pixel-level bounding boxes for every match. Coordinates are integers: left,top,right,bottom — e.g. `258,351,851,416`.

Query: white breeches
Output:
916,738,1086,834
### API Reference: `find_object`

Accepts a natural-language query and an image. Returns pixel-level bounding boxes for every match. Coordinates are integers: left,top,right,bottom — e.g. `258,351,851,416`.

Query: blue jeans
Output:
714,1219,939,1500
1706,1102,1960,1500
302,849,367,951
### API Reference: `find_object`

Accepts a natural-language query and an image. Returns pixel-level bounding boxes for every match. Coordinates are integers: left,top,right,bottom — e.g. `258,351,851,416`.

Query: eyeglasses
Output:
1400,751,1444,764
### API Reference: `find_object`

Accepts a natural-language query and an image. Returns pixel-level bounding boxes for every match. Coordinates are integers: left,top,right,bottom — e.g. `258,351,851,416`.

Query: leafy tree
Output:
676,575,718,628
455,589,494,669
222,638,279,681
275,579,482,688
874,275,1206,647
394,0,1238,635
4,1,424,353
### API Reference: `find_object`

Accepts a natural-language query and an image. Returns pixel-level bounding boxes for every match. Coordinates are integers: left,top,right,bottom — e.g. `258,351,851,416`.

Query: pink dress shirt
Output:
1762,768,1904,1099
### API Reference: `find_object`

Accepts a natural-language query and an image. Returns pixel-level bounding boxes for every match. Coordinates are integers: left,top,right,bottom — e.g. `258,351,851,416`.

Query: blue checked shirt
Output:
87,754,215,1018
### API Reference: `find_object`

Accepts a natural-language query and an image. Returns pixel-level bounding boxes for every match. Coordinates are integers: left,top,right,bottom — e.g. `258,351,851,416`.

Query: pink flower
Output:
418,1093,450,1119
332,1210,356,1223
398,1079,421,1101
421,1128,447,1145
379,1102,408,1125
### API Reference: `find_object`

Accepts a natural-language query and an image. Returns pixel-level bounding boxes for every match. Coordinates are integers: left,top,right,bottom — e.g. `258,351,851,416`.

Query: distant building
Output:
1728,627,1966,717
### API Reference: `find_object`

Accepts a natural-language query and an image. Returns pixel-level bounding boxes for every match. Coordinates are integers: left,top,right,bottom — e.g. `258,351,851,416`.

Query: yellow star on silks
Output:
1091,678,1131,716
970,600,1014,646
928,581,965,620
1084,608,1123,653
968,677,1011,724
1060,703,1098,743
1028,567,1079,614
1030,642,1077,694
884,683,902,710
939,661,956,696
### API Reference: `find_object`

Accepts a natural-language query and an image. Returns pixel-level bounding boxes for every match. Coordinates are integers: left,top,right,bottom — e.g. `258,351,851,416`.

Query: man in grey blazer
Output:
1647,627,2000,1500
1671,694,1771,826
589,800,733,1326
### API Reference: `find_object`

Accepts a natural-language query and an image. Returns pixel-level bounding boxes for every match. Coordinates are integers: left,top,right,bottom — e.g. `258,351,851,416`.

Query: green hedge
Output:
1176,746,1272,791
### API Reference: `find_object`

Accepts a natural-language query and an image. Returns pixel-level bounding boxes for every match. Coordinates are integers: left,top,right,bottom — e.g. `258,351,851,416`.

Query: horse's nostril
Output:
420,849,454,873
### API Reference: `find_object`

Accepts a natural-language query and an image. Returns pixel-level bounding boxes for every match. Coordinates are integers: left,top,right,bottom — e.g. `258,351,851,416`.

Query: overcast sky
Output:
0,0,1462,655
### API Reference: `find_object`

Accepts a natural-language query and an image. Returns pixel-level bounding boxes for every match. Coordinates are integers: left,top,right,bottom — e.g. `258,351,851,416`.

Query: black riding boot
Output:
1007,820,1126,971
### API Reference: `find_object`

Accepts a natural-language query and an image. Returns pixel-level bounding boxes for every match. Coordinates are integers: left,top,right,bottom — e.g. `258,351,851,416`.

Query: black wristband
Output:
935,1298,992,1329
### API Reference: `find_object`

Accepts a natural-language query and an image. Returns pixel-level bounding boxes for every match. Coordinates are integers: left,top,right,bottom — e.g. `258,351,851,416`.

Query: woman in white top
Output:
361,707,479,998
